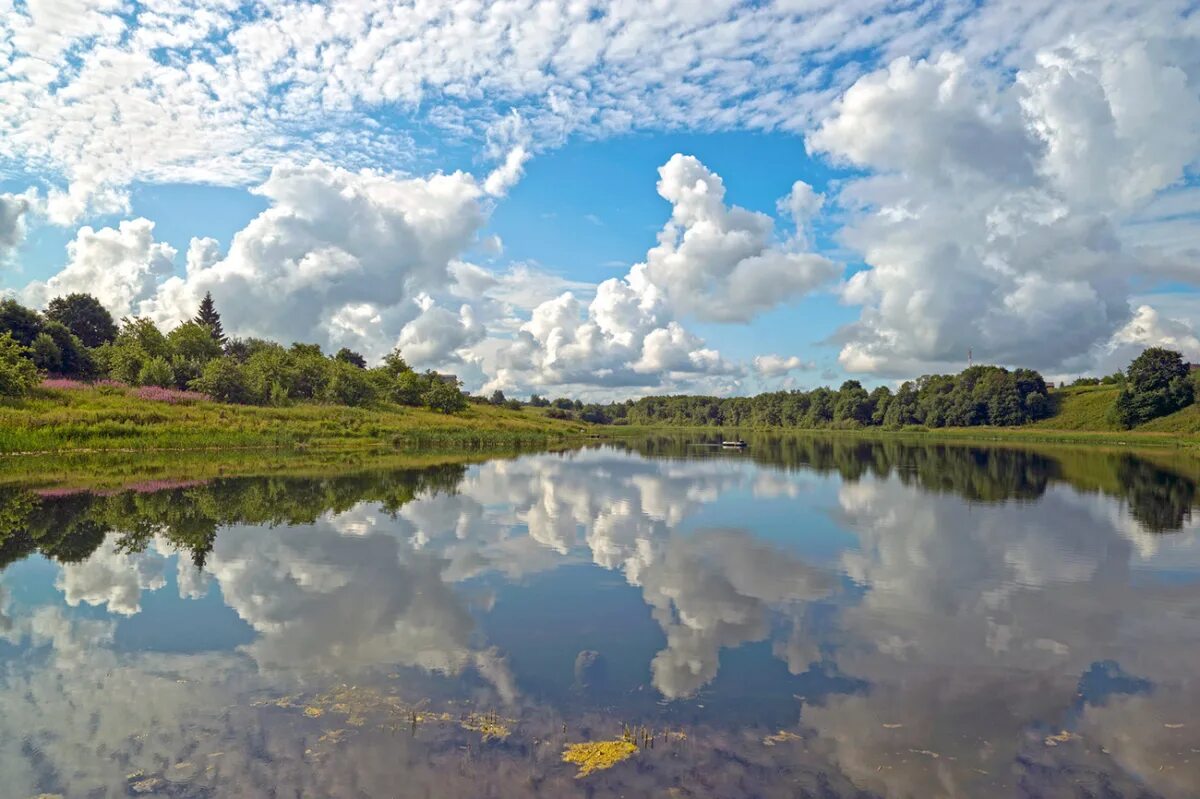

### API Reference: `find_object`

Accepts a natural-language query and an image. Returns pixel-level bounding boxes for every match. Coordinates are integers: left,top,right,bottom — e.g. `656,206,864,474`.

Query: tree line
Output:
546,365,1055,429
0,292,469,412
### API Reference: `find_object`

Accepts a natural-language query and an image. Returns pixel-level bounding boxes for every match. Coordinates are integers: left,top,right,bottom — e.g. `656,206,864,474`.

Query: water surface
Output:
3,437,1199,797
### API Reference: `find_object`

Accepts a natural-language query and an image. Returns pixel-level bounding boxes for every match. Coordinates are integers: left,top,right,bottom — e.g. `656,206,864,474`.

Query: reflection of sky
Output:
2,447,1200,797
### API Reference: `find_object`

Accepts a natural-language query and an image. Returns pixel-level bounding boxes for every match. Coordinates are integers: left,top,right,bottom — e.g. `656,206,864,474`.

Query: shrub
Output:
190,357,252,404
0,333,40,398
137,356,175,388
168,321,223,362
423,378,468,414
40,321,94,378
30,333,62,373
324,361,376,407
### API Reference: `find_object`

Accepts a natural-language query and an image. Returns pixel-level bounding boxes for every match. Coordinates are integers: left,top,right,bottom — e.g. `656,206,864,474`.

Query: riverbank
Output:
0,384,586,454
5,381,1200,460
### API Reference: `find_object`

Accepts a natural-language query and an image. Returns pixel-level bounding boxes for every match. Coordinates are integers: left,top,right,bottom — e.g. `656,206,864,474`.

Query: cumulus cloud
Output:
812,19,1200,376
22,218,176,317
1106,304,1200,364
640,155,838,322
0,189,38,259
481,154,835,394
139,160,489,356
396,303,486,369
754,353,814,377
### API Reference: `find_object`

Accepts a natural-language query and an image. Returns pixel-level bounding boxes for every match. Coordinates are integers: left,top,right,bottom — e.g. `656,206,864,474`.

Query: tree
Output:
193,292,226,343
382,348,412,376
489,389,506,405
40,322,94,378
168,321,224,362
335,347,367,368
324,361,376,406
0,333,40,397
137,356,175,388
190,357,251,404
30,333,62,373
0,299,42,347
1112,347,1194,428
423,377,468,414
45,293,117,347
834,380,871,425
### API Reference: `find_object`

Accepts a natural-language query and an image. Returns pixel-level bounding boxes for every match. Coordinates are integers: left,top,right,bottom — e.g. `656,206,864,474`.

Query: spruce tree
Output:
193,292,226,343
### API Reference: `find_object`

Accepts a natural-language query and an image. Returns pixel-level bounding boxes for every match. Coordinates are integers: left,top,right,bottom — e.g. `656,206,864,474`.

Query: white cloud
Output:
396,303,485,368
754,353,814,377
0,189,38,259
812,20,1200,376
139,160,489,356
22,218,177,318
480,154,833,394
641,154,838,323
1101,304,1200,371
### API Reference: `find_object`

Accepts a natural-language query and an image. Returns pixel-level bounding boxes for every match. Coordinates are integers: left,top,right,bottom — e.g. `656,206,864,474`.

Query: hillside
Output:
1032,385,1124,431
0,384,586,454
1030,383,1200,435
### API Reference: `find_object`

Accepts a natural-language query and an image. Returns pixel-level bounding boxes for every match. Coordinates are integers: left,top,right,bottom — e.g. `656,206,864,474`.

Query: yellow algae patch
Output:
460,710,512,741
763,730,802,746
562,739,638,778
1044,730,1077,746
303,706,325,718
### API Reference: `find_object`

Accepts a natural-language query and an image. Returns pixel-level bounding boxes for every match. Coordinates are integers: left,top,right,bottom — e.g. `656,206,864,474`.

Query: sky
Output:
0,0,1198,398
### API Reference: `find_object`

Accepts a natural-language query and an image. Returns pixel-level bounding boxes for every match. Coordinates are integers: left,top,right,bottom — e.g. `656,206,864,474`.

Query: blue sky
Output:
1,0,1198,396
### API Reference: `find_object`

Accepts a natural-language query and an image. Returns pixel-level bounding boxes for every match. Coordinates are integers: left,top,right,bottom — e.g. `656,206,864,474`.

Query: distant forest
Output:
512,347,1195,431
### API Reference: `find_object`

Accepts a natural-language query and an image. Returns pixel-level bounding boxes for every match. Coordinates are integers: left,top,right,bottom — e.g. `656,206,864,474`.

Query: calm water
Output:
3,436,1200,798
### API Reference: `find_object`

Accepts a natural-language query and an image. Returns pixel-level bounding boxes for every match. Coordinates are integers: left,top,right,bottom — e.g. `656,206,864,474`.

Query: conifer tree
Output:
193,292,226,343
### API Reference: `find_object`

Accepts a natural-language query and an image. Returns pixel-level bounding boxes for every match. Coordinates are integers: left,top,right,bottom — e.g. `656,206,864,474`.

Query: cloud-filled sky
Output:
1,0,1198,396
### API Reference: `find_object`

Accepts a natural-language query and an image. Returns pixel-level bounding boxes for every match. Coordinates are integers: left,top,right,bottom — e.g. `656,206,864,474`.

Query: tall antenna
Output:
968,348,973,367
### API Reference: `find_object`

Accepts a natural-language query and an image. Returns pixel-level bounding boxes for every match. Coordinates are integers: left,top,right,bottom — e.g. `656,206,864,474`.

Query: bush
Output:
190,357,252,404
30,333,62,373
324,361,375,407
137,356,175,388
168,321,223,362
423,378,468,414
40,321,94,378
0,333,40,397
389,370,429,406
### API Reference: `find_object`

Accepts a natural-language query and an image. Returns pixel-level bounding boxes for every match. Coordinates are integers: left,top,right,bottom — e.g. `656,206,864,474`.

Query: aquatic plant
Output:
561,739,638,778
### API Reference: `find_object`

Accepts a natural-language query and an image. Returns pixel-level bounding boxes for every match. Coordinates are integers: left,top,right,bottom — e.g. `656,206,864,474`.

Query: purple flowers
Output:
130,386,212,404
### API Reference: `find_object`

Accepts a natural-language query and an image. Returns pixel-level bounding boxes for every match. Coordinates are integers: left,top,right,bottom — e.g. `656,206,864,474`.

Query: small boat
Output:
721,440,747,448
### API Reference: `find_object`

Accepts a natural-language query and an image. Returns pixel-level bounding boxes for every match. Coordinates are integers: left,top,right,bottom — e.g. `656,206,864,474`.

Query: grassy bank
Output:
6,380,1200,460
0,384,586,454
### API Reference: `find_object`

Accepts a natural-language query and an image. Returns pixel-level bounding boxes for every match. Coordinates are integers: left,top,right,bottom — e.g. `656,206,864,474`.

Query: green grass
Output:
1032,385,1124,431
0,385,587,454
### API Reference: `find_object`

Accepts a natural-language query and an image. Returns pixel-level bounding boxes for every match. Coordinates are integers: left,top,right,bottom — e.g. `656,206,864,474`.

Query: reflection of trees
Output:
1114,455,1196,533
0,464,469,574
620,435,1200,528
